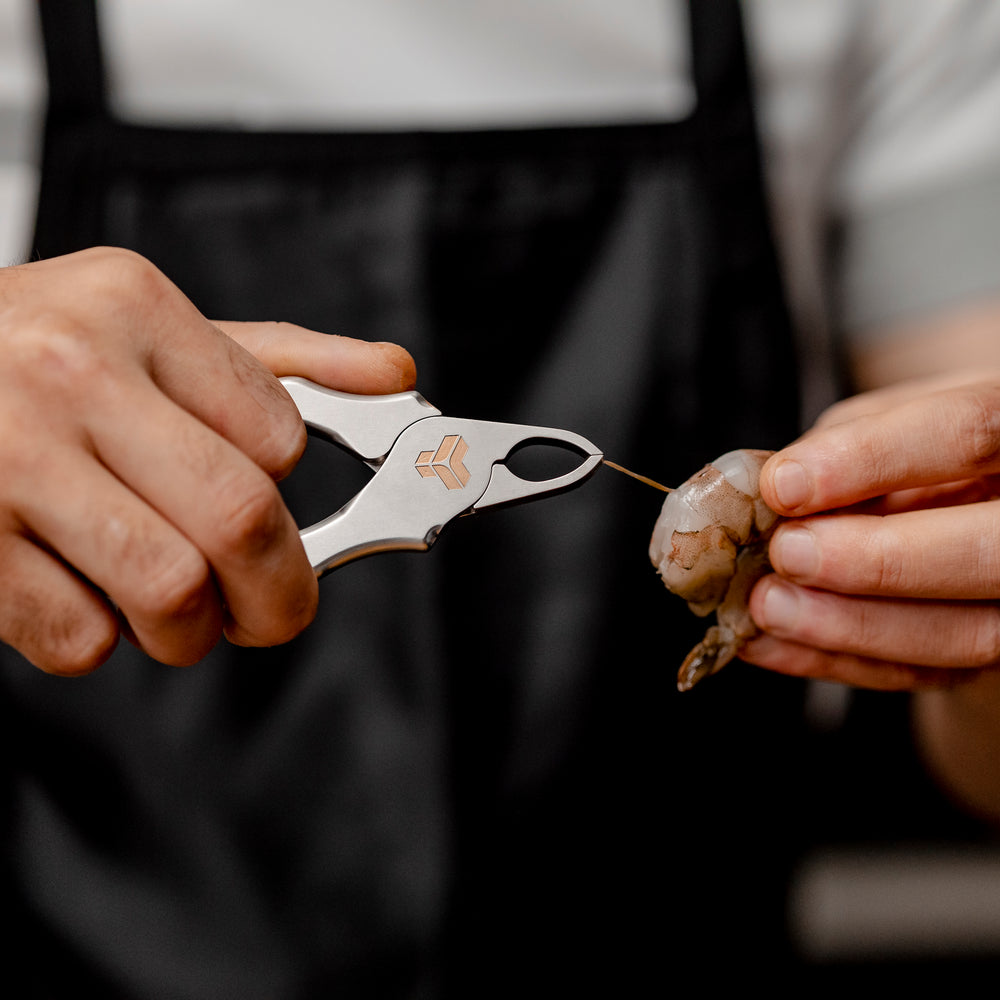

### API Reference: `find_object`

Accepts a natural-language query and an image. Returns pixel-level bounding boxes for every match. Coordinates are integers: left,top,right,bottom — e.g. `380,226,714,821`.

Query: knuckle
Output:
259,407,308,481
229,579,318,648
226,347,307,478
852,426,901,491
156,628,220,668
35,609,119,677
970,513,1000,597
3,251,173,394
131,547,212,622
215,476,288,560
73,248,179,332
851,600,897,656
88,246,168,298
0,541,119,675
825,517,908,594
959,606,1000,668
957,388,1000,469
8,316,108,391
46,628,119,676
260,612,313,648
868,534,909,593
278,584,319,640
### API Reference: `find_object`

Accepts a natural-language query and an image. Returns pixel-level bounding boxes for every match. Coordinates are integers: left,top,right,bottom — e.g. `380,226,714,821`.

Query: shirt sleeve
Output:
832,0,1000,338
747,0,1000,351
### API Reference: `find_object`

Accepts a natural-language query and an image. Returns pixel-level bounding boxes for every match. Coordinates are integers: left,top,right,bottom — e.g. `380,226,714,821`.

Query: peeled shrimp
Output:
648,449,780,691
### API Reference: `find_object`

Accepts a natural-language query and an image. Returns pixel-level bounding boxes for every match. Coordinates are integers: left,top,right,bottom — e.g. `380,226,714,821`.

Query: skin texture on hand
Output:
744,299,1000,827
742,372,1000,688
739,360,1000,826
0,247,415,675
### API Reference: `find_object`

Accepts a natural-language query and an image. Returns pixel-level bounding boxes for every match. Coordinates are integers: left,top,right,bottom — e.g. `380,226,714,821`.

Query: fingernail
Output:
771,525,818,579
771,460,811,511
758,577,801,630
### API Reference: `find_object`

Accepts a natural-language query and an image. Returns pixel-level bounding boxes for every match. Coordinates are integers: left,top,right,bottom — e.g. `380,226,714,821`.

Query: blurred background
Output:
3,1,1000,994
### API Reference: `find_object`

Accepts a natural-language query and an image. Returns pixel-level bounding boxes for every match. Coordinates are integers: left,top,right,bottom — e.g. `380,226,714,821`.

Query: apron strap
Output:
685,0,801,444
37,0,108,125
34,0,110,257
689,0,756,135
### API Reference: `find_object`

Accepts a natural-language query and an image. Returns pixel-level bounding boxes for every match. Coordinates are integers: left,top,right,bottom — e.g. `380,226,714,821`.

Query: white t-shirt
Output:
2,0,1000,412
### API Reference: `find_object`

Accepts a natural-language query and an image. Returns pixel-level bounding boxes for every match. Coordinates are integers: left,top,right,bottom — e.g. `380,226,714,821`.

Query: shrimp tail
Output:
677,626,740,691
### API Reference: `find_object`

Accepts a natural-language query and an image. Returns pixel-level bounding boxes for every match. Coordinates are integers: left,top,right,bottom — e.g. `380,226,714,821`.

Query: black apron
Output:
7,2,830,996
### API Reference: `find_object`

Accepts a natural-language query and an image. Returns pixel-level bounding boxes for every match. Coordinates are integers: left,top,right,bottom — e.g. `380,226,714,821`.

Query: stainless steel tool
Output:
281,376,603,576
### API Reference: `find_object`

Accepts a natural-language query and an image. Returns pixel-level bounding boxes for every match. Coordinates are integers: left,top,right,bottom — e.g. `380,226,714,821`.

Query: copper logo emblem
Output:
415,435,471,490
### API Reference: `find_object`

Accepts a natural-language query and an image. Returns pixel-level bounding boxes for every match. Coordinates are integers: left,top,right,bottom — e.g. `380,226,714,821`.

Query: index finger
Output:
761,380,1000,516
159,320,416,479
215,321,417,395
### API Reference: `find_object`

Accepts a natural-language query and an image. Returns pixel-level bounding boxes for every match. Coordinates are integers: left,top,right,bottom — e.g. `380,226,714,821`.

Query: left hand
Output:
740,372,1000,689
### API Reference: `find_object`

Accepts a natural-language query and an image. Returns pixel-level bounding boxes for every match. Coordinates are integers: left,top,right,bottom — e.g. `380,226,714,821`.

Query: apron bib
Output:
7,2,804,995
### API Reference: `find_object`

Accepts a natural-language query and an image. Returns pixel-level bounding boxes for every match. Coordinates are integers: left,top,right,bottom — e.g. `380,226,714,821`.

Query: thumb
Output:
760,380,1000,516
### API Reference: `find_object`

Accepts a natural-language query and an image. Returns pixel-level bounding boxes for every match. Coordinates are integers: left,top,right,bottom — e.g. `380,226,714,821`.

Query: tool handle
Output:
280,376,439,463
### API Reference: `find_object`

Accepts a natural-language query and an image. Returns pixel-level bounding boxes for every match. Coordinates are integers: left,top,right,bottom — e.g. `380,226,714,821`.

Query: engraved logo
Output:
415,435,471,490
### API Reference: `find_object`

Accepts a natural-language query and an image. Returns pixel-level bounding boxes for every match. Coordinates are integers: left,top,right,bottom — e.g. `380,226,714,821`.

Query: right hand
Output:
0,247,416,675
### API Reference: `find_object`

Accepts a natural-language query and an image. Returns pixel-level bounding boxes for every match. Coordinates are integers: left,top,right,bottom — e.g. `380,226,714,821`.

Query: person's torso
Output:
7,3,807,996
